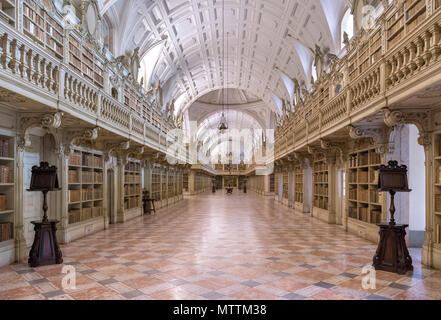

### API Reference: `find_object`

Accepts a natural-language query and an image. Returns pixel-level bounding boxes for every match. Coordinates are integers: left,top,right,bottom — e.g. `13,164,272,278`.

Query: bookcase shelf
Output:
295,166,303,204
0,134,14,244
124,160,141,211
68,34,104,88
23,0,63,60
0,0,15,27
168,168,175,199
347,146,384,226
432,133,441,245
313,157,329,210
68,149,104,225
282,171,288,201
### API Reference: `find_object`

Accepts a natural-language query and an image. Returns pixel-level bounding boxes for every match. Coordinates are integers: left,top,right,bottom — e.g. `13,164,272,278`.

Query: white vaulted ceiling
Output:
99,0,350,121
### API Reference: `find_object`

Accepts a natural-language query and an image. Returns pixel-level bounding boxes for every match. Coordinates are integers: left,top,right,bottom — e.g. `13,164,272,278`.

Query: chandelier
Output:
218,5,229,133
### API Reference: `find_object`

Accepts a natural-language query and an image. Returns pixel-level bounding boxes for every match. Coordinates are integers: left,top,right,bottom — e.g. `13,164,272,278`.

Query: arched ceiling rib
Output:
100,0,349,117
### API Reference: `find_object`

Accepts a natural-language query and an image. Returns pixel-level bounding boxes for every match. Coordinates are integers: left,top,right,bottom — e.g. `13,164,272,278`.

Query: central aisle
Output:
1,192,439,300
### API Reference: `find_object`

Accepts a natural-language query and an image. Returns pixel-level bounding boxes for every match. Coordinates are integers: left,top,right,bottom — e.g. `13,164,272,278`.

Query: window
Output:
341,9,354,49
138,42,164,89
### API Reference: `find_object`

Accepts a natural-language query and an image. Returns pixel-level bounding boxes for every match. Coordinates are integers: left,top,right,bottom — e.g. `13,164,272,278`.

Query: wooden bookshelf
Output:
347,147,384,225
437,0,441,10
270,173,275,193
168,168,175,199
295,166,303,204
387,6,405,50
161,167,167,203
313,157,329,211
67,149,104,225
124,160,141,211
23,0,63,60
282,171,288,201
0,134,14,244
183,171,188,192
432,133,441,245
68,34,104,88
0,0,16,27
151,165,161,202
176,171,183,196
405,0,426,34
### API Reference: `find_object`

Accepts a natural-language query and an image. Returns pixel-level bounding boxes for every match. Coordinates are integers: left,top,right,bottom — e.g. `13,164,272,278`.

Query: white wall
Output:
23,135,42,247
408,125,425,231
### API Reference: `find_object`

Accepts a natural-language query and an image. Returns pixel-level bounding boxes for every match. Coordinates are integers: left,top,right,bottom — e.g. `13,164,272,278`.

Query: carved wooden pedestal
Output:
373,223,413,275
28,220,63,268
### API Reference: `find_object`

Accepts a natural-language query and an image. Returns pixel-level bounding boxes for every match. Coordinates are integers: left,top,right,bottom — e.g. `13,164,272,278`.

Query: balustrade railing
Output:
275,1,441,159
0,10,184,160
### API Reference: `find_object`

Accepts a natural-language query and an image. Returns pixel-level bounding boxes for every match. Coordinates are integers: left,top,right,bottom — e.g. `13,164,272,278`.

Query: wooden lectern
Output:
27,162,63,268
373,161,413,274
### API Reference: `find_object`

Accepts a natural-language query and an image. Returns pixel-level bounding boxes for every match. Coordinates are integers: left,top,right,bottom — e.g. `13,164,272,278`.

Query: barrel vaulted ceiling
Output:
98,0,351,122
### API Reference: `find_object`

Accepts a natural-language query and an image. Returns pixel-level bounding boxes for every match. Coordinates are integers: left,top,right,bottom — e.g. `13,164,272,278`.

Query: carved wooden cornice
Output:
104,140,130,162
382,107,433,148
17,112,64,150
61,127,100,156
348,124,392,154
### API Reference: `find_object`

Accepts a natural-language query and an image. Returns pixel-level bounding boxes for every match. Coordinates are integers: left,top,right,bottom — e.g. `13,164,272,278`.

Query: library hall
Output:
0,0,441,302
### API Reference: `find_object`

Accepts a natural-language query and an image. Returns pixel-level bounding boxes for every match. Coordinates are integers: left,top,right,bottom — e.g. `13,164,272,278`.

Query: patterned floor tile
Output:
0,193,437,300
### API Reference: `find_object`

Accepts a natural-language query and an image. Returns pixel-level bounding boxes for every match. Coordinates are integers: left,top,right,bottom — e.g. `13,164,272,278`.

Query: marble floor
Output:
0,192,440,300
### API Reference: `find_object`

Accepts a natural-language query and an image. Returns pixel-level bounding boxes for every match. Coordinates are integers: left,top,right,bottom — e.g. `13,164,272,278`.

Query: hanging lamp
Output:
218,4,228,133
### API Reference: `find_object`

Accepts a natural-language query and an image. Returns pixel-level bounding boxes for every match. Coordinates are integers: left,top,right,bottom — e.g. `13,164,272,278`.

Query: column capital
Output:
348,124,392,154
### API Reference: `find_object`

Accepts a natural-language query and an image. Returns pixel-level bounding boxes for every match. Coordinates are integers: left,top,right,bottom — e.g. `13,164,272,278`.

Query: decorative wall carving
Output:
382,108,433,148
348,124,392,154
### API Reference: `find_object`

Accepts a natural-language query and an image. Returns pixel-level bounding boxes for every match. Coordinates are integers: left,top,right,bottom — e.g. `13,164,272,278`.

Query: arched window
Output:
138,42,164,89
341,9,353,49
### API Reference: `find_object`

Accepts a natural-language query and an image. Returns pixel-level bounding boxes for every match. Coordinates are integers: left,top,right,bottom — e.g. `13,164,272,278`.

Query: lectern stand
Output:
27,162,63,268
373,161,413,275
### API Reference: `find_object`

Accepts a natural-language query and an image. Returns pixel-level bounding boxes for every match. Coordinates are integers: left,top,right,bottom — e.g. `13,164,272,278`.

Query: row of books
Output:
68,207,103,224
314,185,328,195
83,154,103,168
125,185,141,196
313,173,328,183
80,171,103,184
0,139,9,157
436,195,441,213
0,165,11,183
349,188,358,201
0,222,13,242
68,170,80,183
349,152,381,167
406,0,425,20
0,194,6,211
358,171,369,183
125,174,141,184
125,162,141,172
124,197,141,210
349,207,382,224
359,189,369,202
295,194,303,203
314,198,328,210
68,152,102,168
313,162,327,171
436,224,441,244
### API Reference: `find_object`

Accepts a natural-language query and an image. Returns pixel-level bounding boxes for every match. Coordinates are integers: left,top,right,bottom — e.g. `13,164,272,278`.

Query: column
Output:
56,144,70,243
15,139,27,263
422,138,435,267
288,166,295,208
303,159,313,214
188,170,196,195
116,155,126,223
326,154,337,224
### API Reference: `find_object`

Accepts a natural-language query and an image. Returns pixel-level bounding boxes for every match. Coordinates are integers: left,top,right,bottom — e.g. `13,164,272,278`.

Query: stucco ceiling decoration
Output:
99,0,350,119
197,88,260,106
